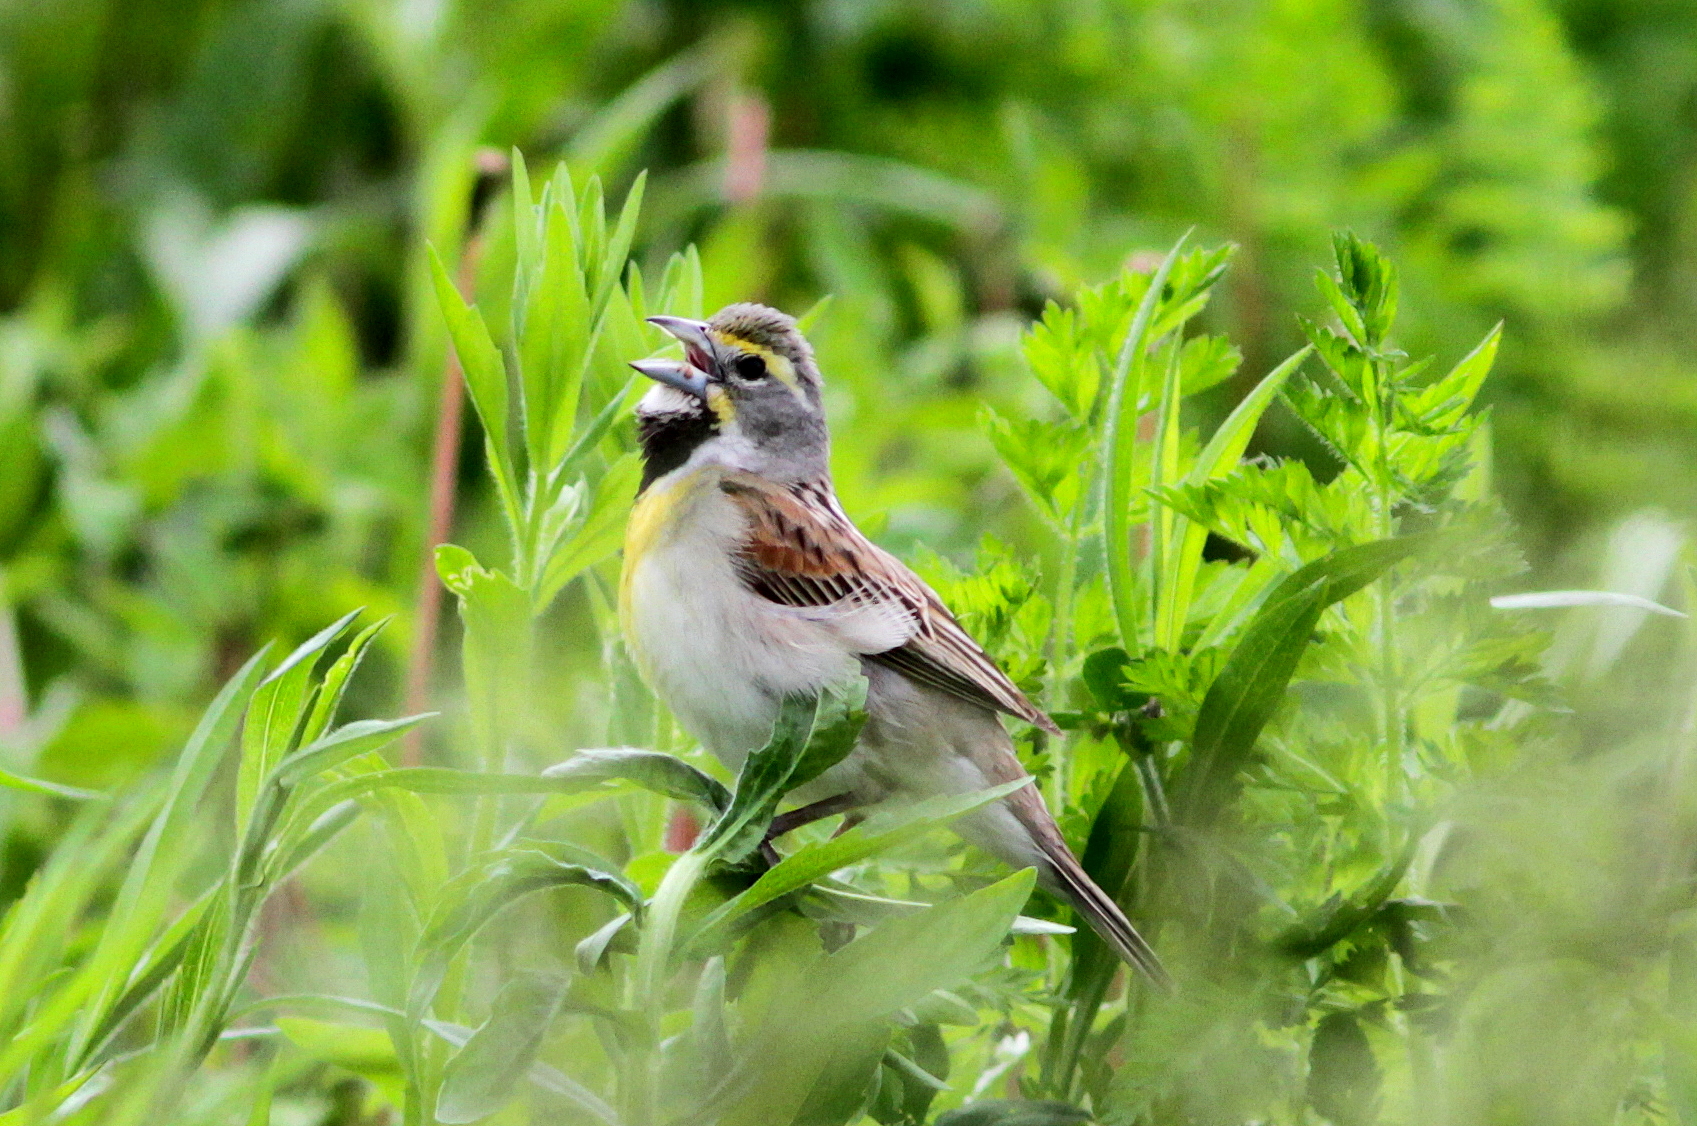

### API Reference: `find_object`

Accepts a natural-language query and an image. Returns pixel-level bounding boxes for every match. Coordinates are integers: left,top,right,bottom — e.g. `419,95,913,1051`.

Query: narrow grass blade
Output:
1491,590,1685,617
1102,234,1187,651
0,768,99,800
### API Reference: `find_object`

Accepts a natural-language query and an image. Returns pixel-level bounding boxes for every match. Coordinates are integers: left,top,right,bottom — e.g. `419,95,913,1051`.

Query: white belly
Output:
622,469,861,771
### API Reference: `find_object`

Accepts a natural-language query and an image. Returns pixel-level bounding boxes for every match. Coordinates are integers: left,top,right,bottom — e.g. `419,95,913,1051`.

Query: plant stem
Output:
1372,356,1403,809
1045,520,1082,811
629,848,708,1126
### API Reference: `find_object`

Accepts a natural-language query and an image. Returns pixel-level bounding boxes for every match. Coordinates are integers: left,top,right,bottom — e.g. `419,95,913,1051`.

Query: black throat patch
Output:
637,411,718,493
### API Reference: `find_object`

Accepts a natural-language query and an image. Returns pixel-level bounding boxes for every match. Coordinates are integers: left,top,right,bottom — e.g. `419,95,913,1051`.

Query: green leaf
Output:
1404,323,1501,429
688,779,1029,950
719,872,1036,1126
267,799,361,883
425,1020,619,1125
1328,231,1399,349
595,172,647,308
436,972,570,1124
1180,535,1433,819
77,886,216,1065
429,246,512,488
1276,845,1414,959
1306,1012,1381,1126
300,617,387,746
537,451,642,606
1081,646,1141,712
816,868,1035,1023
789,678,869,792
0,767,100,800
1103,233,1187,652
1173,332,1242,398
542,748,730,810
273,715,431,788
982,407,1093,529
1149,318,1187,648
1021,302,1096,420
0,797,155,1064
934,1100,1092,1126
1191,347,1313,487
411,850,641,1015
441,555,533,764
697,694,821,864
238,610,361,840
1066,758,1145,994
359,855,420,1081
688,955,732,1082
575,913,633,973
277,1016,401,1078
1153,346,1312,652
517,185,592,469
65,646,272,1068
789,1028,890,1126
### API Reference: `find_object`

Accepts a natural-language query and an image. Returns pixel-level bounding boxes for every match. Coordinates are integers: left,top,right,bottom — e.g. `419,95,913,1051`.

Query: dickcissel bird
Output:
621,303,1165,985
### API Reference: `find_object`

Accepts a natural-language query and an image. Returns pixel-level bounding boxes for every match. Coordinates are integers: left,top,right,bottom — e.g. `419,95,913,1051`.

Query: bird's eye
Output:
732,353,768,382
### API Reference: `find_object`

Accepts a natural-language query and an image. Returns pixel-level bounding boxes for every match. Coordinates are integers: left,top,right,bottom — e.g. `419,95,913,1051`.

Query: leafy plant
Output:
3,136,1694,1126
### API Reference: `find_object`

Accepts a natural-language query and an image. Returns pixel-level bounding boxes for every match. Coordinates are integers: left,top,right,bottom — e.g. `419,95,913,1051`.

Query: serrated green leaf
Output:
1405,323,1501,429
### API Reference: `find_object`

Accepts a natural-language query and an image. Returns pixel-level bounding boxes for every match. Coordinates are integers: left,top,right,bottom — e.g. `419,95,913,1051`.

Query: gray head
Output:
631,303,828,491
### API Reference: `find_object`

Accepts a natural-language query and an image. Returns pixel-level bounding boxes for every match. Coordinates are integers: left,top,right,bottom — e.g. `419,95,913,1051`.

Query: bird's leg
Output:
767,792,860,841
754,794,860,871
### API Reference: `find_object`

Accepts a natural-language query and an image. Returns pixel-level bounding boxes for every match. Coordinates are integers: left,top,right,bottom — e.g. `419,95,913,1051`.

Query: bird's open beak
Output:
634,315,717,401
647,315,716,371
629,358,709,401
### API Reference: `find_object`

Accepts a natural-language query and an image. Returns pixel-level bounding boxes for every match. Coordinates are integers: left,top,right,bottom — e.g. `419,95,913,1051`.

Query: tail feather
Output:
1042,844,1171,990
999,779,1172,989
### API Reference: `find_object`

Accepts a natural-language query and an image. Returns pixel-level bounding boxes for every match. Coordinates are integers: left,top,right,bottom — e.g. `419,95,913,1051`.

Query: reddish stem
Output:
723,91,769,204
401,230,488,764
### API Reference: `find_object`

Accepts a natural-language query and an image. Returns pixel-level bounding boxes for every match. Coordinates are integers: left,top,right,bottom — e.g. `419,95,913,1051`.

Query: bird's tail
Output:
1039,839,1171,989
1001,782,1171,989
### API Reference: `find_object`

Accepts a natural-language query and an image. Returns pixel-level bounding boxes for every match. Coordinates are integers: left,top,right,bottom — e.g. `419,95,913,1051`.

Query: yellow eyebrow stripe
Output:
709,331,804,396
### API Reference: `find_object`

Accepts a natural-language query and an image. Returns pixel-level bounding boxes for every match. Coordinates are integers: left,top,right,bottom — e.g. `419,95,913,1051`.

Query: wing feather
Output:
718,474,1058,733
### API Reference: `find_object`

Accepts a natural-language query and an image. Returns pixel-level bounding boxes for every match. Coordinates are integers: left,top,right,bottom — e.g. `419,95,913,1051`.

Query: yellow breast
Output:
618,468,711,641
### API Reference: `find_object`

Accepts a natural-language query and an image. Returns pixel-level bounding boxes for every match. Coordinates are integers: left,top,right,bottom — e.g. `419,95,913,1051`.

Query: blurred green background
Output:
7,2,1697,1123
6,0,1690,783
0,0,1693,950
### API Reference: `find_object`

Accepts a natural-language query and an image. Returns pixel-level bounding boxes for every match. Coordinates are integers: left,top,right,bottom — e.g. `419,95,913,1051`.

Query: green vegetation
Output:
2,2,1696,1123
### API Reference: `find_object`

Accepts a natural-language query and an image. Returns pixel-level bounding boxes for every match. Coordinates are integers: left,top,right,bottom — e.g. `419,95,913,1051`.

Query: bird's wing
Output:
718,473,1058,733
